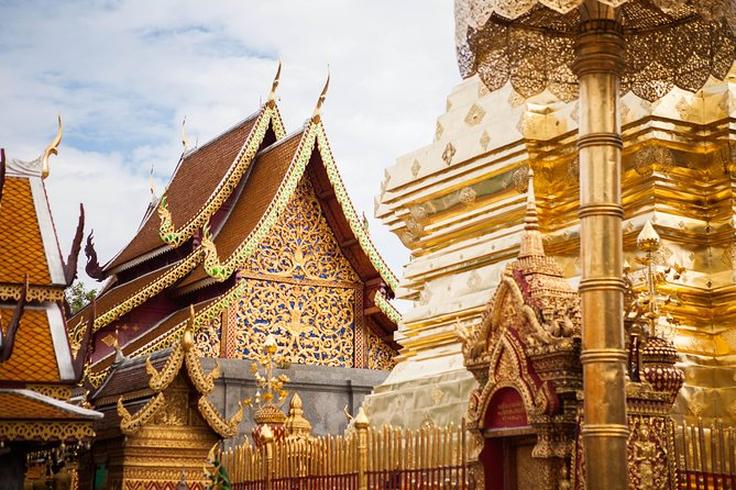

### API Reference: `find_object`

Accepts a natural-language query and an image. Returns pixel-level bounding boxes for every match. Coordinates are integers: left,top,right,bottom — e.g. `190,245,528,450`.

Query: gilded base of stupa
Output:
365,73,736,428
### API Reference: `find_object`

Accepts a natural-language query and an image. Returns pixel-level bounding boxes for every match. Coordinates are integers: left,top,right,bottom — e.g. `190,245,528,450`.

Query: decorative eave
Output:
0,388,102,443
105,99,286,276
87,280,244,380
116,307,242,438
92,250,204,330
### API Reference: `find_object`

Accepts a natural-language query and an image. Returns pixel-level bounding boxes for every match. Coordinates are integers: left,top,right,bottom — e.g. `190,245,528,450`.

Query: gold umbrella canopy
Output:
456,0,736,101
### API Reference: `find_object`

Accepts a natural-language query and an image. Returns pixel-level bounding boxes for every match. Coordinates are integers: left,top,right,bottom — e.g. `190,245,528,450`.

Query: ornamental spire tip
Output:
267,59,282,104
42,114,63,179
311,67,330,121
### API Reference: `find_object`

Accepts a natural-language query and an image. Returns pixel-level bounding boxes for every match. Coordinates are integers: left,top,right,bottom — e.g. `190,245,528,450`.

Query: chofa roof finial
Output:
267,59,282,105
311,67,330,122
42,115,63,179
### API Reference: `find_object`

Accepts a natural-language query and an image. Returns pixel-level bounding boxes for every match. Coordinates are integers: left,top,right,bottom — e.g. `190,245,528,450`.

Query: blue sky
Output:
0,1,459,288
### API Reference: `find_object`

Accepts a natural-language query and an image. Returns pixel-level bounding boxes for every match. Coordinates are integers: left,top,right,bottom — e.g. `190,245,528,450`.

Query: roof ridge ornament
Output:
42,115,63,180
518,167,545,258
267,59,282,106
311,68,330,122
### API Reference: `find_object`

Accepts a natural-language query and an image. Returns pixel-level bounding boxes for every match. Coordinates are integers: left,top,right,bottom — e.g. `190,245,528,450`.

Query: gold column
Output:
573,2,628,488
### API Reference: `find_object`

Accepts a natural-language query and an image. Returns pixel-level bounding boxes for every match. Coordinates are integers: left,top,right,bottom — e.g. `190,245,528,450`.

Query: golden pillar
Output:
573,2,628,488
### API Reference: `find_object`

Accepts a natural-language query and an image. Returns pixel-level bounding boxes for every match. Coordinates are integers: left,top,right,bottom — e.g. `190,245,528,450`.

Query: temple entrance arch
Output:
458,170,583,490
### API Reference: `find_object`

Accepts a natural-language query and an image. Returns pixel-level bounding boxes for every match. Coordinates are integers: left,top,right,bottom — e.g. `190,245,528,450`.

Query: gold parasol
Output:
455,1,736,488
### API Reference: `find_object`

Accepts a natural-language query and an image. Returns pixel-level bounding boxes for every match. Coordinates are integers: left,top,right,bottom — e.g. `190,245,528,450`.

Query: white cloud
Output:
0,1,459,291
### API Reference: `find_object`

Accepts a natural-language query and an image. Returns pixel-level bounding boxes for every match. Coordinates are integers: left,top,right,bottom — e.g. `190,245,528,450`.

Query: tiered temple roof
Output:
77,73,401,386
0,128,102,444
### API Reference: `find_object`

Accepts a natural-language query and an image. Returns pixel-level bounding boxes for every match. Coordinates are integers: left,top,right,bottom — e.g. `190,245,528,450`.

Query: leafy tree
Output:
65,281,97,314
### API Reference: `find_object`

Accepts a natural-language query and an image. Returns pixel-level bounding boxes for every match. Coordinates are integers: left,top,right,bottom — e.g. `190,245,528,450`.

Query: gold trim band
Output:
577,132,623,150
578,277,625,292
578,203,624,219
580,348,628,364
581,424,630,438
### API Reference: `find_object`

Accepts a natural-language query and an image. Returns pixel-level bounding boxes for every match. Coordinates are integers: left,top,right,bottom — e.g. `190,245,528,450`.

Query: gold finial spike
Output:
354,407,369,427
42,115,63,179
267,59,282,104
637,220,661,252
311,68,330,121
518,167,545,258
524,167,539,231
290,392,303,410
181,116,189,152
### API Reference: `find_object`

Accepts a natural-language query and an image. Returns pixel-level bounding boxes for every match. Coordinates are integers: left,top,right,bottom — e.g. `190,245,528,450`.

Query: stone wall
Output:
202,358,388,438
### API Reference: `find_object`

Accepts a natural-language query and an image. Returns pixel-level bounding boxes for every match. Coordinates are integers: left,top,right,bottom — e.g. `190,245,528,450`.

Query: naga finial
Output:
311,68,330,121
267,60,282,105
181,116,189,152
41,115,63,179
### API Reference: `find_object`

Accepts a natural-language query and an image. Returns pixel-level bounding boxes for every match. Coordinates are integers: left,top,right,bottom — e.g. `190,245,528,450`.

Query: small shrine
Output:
87,306,242,489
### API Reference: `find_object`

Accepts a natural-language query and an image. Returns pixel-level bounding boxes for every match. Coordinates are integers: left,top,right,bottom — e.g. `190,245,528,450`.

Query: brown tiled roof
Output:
71,263,177,328
0,308,60,383
106,116,259,271
89,297,217,372
178,131,304,289
0,177,52,285
91,349,170,403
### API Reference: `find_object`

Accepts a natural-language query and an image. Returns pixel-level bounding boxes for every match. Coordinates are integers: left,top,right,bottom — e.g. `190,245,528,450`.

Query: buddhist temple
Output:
0,123,103,488
6,1,736,489
70,69,401,454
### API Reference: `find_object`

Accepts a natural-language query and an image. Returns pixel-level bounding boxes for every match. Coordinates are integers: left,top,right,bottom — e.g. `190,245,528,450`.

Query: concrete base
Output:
202,358,389,437
361,354,477,428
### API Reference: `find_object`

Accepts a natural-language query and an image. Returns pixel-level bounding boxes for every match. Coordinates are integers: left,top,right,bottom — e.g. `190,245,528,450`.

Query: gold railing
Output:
221,419,469,490
676,420,736,490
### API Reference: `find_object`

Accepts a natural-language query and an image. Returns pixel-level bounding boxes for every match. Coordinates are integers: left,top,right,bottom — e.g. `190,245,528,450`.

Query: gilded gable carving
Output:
241,177,359,283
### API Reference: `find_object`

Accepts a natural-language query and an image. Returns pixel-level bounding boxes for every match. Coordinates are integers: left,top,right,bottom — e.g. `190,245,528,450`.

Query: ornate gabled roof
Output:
81,80,401,380
177,116,399,294
106,308,243,438
105,102,286,274
461,169,581,365
0,132,91,386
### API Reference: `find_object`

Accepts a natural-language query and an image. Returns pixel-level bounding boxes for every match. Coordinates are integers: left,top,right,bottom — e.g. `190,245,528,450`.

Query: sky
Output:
0,0,459,290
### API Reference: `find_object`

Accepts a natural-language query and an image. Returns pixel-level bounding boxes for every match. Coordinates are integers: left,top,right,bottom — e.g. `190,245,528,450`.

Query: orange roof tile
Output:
0,307,60,383
178,131,303,289
0,391,91,420
107,116,259,271
0,177,52,285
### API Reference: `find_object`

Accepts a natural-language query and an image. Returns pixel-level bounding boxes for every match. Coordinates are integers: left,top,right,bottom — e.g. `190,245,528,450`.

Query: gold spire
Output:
311,68,330,121
41,115,63,179
181,116,190,152
518,167,545,258
267,60,282,105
